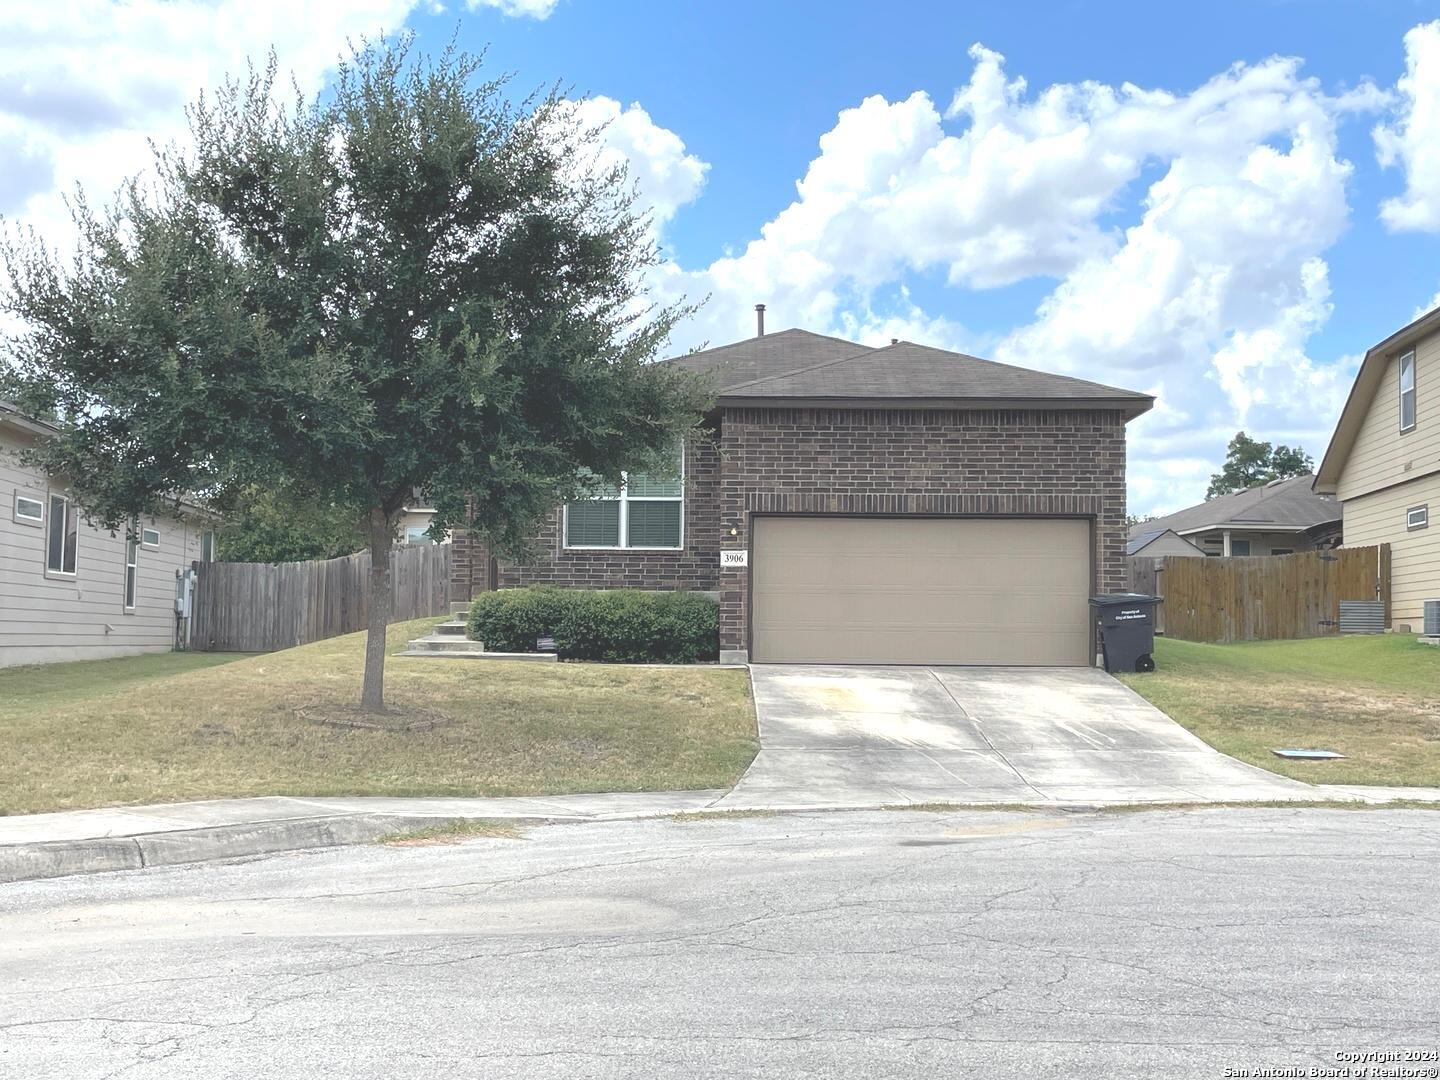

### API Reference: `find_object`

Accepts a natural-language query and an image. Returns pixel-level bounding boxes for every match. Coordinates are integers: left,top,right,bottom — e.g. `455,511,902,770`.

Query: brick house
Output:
451,322,1152,666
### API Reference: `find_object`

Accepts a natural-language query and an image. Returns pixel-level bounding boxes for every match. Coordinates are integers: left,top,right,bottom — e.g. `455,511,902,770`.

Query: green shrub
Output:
467,587,718,663
466,586,570,653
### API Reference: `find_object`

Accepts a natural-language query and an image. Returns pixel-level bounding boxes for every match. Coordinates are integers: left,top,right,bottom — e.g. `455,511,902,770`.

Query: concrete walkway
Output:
716,665,1384,808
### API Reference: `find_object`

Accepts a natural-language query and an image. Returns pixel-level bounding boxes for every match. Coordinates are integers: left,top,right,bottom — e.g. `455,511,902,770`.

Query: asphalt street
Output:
2,807,1438,1079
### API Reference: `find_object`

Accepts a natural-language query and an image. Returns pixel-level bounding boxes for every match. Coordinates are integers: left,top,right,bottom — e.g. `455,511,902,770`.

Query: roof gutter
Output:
1174,522,1329,537
0,405,60,440
718,394,1154,419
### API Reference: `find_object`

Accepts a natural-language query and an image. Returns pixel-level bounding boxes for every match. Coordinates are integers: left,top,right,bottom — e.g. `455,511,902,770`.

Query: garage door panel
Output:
760,629,1087,667
754,555,1085,591
751,517,1091,666
753,587,1084,626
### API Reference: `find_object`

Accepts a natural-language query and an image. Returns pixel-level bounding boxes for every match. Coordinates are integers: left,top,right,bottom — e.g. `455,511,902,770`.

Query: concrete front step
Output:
402,634,559,663
450,602,471,619
397,649,558,662
406,634,488,653
433,619,468,636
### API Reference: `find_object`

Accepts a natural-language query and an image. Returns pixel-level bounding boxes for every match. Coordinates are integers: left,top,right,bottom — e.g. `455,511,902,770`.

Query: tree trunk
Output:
360,507,394,713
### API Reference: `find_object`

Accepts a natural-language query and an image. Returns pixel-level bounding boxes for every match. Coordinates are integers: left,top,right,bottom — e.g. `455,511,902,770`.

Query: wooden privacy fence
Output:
1125,558,1159,598
1158,545,1390,643
1123,557,1165,632
191,544,453,652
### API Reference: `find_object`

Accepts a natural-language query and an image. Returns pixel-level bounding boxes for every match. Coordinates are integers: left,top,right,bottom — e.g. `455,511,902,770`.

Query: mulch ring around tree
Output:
295,704,454,733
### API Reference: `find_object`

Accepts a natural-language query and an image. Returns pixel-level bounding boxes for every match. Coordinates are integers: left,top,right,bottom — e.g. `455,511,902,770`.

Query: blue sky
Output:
4,1,1440,513
426,0,1440,348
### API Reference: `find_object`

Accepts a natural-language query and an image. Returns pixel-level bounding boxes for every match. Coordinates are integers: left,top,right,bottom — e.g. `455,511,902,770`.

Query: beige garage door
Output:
751,516,1092,666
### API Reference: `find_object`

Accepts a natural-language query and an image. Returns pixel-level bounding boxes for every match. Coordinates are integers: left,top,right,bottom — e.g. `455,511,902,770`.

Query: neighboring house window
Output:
141,527,161,548
1399,351,1416,432
14,493,43,525
1271,548,1293,556
564,447,684,550
124,523,138,612
201,530,216,562
1230,539,1252,556
1408,505,1430,531
46,494,78,575
405,526,434,545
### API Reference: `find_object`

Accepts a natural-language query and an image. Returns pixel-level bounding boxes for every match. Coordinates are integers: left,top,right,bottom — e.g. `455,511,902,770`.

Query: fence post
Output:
1378,543,1392,628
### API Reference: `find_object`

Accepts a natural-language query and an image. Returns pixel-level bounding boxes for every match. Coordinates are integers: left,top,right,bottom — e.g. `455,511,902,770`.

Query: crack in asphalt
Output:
5,809,1440,1078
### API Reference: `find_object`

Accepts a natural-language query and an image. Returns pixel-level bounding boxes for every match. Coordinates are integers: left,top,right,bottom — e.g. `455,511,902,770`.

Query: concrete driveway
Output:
717,665,1313,808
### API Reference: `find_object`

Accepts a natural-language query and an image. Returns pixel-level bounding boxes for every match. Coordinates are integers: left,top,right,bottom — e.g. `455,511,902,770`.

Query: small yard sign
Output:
720,549,748,569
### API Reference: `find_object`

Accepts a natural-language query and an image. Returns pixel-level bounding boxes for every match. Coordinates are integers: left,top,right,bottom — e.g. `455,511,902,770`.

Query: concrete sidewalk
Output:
0,791,725,884
4,783,1440,886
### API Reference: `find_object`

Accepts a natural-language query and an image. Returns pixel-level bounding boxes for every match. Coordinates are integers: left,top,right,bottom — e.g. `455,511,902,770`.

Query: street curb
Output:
7,794,1436,886
0,813,559,885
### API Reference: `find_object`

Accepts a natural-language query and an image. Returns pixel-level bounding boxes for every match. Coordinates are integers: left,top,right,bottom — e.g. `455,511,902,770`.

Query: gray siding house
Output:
1127,474,1342,559
1126,528,1205,561
1,402,212,668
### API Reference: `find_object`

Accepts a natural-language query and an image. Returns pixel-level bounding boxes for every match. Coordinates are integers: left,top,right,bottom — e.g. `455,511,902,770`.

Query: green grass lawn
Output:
0,618,757,815
1119,635,1440,787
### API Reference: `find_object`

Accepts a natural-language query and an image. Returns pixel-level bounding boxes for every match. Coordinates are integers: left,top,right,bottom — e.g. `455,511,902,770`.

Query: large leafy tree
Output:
212,483,367,564
1,40,705,712
1206,432,1313,499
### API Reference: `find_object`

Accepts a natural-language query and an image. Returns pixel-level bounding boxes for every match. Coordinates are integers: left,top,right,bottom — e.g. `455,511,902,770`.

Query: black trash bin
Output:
1089,593,1160,674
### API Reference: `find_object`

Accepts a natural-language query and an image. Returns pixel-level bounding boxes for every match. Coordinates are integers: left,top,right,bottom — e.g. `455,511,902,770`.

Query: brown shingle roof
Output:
1129,474,1341,538
661,332,1153,414
660,328,868,391
724,340,1153,408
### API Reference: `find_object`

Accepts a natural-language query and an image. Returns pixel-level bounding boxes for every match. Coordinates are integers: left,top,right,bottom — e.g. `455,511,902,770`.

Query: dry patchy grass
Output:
0,618,757,814
1119,635,1440,786
379,819,528,845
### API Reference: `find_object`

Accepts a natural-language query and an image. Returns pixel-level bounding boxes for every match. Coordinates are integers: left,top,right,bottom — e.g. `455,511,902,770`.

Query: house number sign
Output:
720,549,748,569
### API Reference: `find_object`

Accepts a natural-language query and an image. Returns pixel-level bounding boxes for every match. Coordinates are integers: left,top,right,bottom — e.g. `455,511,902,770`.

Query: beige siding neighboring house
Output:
1126,528,1206,560
397,507,448,545
1,403,213,668
1316,310,1440,631
1127,474,1342,560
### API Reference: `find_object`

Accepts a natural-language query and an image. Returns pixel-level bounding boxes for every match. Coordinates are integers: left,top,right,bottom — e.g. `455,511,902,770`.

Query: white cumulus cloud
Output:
0,1,421,245
466,0,559,18
1375,20,1440,231
562,97,708,240
627,45,1381,512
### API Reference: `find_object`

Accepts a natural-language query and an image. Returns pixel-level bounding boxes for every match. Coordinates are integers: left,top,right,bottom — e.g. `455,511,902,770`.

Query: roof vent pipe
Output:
755,303,766,337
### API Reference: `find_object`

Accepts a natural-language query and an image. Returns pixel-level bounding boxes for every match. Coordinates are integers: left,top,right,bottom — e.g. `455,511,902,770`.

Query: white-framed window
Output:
123,521,138,612
200,530,216,563
1399,350,1416,433
1271,548,1294,556
405,525,435,545
1408,504,1429,531
46,493,78,575
1230,539,1252,556
141,527,160,548
564,446,684,550
14,492,44,526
